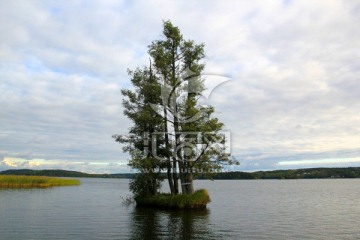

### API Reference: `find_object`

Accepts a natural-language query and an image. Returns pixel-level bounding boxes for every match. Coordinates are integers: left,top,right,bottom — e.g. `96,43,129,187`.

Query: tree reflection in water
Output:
129,207,212,239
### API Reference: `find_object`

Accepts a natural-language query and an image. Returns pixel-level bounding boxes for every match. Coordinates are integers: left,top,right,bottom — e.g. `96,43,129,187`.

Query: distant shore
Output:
1,167,360,180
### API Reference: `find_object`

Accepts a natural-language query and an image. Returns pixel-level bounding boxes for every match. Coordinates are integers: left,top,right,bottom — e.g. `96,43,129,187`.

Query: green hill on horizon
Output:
0,169,133,178
1,167,360,179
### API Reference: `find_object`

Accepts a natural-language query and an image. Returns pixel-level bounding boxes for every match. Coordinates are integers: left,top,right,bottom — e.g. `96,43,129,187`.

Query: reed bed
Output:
0,175,80,188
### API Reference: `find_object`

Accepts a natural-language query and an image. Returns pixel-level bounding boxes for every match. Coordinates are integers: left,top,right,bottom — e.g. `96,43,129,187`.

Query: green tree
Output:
115,20,237,196
113,65,165,197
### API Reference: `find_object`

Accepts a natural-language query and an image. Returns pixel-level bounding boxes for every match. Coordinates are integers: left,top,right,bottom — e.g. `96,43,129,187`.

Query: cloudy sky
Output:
1,0,360,173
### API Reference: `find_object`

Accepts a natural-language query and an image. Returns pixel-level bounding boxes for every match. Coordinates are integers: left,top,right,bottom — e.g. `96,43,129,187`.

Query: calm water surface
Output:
1,178,360,239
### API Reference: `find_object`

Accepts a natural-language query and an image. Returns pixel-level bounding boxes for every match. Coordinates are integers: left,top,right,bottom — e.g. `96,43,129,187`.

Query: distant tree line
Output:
0,169,132,178
2,167,360,179
197,167,360,179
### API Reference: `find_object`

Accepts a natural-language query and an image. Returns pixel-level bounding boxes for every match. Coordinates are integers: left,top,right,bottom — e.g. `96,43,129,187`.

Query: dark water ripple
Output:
1,178,360,239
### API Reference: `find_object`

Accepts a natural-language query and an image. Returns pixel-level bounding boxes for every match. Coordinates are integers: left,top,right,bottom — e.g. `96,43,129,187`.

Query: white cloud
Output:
278,157,360,166
1,0,360,173
0,157,131,173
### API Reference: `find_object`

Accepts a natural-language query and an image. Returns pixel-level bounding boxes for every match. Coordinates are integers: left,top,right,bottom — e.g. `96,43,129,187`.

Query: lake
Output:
1,178,360,239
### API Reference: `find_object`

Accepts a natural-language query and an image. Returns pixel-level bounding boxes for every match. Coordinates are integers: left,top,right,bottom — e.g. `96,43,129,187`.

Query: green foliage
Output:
113,58,166,198
130,173,163,198
0,175,80,188
136,189,210,209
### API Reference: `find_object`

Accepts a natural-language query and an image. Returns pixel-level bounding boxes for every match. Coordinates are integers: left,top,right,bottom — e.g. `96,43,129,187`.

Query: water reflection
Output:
129,207,212,239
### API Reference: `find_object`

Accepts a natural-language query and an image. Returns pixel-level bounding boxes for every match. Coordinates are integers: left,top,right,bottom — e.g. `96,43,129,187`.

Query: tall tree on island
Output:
114,20,237,197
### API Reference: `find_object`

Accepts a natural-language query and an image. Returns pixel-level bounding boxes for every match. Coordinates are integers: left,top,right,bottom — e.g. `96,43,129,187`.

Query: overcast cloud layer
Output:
1,0,360,173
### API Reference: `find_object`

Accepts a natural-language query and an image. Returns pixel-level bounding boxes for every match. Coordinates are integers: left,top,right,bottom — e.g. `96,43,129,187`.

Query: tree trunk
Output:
187,170,194,194
163,107,174,194
172,157,179,194
181,161,194,195
179,159,186,193
167,162,174,194
172,119,180,195
171,44,180,195
172,103,180,195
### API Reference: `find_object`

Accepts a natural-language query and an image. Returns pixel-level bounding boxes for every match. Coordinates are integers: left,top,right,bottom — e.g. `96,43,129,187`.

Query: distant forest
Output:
198,167,360,179
0,169,133,179
1,167,360,179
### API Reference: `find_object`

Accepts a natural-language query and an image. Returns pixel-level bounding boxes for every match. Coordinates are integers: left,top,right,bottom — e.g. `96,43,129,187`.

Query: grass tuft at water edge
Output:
135,189,211,209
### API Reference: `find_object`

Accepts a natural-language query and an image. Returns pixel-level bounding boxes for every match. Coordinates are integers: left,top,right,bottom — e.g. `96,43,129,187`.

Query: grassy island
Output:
135,189,211,209
0,175,80,188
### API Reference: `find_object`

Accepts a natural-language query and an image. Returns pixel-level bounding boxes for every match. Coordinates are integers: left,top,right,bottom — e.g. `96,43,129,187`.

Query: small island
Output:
135,189,211,209
0,175,80,188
